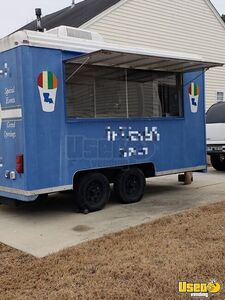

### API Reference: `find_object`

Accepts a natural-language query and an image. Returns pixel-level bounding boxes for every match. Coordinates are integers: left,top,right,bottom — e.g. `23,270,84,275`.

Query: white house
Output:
22,0,225,109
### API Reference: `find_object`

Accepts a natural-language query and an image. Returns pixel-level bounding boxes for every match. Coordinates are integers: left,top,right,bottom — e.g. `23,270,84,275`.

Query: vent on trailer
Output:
47,26,104,42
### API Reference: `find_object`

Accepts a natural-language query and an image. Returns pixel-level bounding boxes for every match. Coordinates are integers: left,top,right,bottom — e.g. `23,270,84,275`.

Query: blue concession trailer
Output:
0,26,222,211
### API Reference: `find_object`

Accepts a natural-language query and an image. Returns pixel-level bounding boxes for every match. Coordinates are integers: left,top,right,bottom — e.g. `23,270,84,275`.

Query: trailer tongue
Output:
0,26,223,211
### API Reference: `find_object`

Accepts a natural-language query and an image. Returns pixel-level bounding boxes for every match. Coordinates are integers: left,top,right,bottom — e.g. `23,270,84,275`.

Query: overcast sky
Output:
0,0,224,39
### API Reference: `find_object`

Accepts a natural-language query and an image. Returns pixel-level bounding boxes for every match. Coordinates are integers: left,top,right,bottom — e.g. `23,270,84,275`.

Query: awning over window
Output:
65,49,223,73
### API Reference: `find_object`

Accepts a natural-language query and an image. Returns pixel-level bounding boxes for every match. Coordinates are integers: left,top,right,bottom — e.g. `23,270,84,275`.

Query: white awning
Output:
66,49,223,73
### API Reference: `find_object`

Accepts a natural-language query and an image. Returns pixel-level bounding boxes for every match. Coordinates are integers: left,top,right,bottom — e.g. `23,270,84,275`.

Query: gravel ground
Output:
0,201,225,300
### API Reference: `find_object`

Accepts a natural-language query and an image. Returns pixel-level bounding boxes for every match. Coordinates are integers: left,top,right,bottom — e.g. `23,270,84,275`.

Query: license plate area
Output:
207,145,225,153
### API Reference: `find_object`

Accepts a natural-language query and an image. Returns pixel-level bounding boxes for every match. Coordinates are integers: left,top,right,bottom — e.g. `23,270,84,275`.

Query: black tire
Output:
75,173,110,212
114,168,146,204
211,154,225,171
37,194,48,201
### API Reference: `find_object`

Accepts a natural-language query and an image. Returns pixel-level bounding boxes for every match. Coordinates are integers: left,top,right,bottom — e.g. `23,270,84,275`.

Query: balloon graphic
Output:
37,71,58,112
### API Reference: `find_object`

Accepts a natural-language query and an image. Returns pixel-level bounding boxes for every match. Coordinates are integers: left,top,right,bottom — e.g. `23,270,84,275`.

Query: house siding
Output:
81,0,225,109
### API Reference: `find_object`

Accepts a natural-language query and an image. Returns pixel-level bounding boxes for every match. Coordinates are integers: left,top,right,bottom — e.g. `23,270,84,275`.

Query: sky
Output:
0,0,224,39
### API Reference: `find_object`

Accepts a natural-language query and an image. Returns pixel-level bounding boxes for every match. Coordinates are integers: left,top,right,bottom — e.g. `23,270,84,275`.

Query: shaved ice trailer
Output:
0,26,222,211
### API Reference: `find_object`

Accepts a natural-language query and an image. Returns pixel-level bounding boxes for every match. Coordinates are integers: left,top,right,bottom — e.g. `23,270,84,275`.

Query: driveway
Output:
0,167,224,257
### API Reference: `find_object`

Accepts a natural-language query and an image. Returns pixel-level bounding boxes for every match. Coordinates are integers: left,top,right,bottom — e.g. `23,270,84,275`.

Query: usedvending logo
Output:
178,280,221,298
189,82,200,113
37,71,58,112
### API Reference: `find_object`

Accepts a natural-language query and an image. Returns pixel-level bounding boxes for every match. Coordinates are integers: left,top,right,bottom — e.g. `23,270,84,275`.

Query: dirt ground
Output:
0,201,225,300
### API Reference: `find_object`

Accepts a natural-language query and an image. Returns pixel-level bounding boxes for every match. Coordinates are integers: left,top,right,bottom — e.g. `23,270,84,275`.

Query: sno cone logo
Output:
189,82,200,113
37,71,58,112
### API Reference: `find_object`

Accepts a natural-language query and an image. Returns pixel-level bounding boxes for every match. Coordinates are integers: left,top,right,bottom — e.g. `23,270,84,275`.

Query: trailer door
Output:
0,48,24,193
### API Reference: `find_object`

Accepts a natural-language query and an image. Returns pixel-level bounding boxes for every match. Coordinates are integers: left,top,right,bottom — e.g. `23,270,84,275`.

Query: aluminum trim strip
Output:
155,166,206,176
0,185,73,196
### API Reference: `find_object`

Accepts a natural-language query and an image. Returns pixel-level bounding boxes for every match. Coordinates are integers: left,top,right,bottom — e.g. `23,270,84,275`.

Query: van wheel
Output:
114,168,146,204
75,173,110,212
211,154,225,171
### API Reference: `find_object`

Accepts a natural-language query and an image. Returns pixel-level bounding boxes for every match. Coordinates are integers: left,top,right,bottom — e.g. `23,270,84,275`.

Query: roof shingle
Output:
21,0,121,31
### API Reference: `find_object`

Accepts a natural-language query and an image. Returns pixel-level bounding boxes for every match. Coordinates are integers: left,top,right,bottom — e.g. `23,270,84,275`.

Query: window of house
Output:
216,91,224,102
65,64,183,119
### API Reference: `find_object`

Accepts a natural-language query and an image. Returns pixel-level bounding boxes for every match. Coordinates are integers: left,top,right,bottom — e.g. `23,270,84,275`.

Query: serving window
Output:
65,64,183,119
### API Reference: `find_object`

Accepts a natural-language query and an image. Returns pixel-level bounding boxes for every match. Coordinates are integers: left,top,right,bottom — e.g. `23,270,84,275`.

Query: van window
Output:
65,64,183,119
206,101,225,124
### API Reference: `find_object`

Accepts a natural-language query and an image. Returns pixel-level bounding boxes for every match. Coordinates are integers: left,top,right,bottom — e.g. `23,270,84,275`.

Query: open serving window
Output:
64,49,222,119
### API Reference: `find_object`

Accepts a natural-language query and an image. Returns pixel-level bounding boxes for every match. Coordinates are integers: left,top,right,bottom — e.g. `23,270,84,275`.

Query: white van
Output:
206,102,225,171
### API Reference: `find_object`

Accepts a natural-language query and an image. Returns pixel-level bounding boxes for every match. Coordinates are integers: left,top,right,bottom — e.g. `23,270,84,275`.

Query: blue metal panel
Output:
22,47,65,190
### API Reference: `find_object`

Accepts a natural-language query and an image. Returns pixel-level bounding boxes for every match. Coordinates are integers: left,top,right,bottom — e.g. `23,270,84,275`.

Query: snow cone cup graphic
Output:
189,82,200,113
37,71,58,112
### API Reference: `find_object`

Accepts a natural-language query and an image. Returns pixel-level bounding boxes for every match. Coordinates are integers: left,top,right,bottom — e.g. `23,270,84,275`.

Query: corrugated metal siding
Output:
81,0,225,109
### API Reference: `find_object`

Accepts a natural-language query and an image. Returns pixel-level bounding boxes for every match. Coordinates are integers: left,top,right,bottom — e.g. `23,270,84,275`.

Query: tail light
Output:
16,154,24,174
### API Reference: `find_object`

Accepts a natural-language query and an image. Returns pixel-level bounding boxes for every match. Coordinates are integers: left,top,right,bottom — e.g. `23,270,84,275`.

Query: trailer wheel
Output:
211,154,225,171
75,173,110,212
114,168,146,204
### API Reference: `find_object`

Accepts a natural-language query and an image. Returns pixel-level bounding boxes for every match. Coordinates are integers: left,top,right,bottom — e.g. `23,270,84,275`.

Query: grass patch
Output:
0,201,225,299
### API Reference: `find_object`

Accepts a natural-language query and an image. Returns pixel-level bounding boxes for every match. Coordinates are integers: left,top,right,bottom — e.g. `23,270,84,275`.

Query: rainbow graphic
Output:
189,82,200,97
37,71,58,89
37,71,58,113
189,82,200,113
